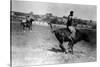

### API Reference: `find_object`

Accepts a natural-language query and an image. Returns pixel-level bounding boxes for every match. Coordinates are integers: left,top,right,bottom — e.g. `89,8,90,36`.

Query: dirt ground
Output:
11,21,96,67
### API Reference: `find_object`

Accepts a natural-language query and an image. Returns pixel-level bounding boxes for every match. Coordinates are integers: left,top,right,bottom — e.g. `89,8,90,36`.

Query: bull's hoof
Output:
64,51,68,54
64,50,74,54
69,51,73,54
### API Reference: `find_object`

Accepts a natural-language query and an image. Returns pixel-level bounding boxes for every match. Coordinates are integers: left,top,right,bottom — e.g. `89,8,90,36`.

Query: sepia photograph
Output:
11,0,97,67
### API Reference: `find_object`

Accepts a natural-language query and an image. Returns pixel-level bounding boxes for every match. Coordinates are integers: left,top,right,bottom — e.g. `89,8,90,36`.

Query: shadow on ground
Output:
48,47,64,53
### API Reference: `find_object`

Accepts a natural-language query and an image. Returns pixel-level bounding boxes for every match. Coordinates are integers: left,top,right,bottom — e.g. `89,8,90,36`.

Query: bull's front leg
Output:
59,41,66,52
67,41,74,54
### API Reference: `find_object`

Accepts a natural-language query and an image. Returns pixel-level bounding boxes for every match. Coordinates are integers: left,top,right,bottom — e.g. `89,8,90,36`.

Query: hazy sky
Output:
12,0,97,21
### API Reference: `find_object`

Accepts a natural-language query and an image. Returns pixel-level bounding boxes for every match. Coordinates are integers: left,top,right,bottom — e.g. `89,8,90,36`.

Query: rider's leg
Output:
70,26,76,38
69,26,76,38
67,25,72,33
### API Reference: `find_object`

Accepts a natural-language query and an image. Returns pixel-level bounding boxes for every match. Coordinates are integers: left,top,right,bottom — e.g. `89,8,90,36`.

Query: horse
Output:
21,18,34,31
48,23,89,54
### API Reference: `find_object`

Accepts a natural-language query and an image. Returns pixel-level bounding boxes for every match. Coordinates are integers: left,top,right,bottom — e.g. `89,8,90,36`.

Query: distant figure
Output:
66,11,76,39
26,16,31,24
26,16,34,30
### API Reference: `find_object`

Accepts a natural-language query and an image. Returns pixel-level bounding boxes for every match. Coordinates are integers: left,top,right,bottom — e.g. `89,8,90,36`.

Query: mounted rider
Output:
26,15,34,26
24,15,34,30
26,16,31,24
66,11,76,39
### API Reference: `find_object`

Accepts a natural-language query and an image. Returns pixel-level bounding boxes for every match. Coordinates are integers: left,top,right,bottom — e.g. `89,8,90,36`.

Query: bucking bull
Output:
48,22,89,54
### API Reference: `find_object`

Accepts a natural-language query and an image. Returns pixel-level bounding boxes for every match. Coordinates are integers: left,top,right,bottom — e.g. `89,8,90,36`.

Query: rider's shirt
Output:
66,15,73,26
